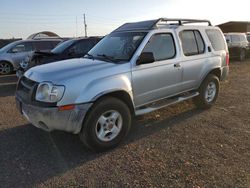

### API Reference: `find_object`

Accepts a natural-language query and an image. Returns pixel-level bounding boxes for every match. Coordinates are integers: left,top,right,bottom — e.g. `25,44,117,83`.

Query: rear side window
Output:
51,41,61,48
206,29,226,51
142,33,176,61
180,30,205,56
33,41,53,51
231,35,240,42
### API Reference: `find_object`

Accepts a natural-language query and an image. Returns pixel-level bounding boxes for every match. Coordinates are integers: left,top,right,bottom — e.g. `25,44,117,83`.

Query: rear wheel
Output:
0,61,13,75
193,74,220,109
79,97,131,152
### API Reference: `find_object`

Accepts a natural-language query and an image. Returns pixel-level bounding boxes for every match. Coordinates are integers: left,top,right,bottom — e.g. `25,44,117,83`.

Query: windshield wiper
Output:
84,53,95,60
97,54,119,63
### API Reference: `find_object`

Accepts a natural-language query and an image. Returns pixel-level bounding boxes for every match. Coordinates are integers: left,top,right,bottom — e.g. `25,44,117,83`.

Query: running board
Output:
135,92,199,116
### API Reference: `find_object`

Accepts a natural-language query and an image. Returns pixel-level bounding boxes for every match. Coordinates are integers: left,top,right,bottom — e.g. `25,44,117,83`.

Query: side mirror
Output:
136,52,155,65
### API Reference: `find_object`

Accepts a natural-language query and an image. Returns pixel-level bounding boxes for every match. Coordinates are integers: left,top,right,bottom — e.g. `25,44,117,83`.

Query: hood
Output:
25,58,130,83
33,50,54,56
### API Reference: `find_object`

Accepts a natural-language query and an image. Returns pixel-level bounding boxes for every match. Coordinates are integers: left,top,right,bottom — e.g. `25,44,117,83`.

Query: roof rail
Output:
156,18,212,26
113,18,212,32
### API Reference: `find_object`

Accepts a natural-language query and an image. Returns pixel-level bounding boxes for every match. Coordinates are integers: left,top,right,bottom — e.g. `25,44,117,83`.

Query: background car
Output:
0,39,62,74
17,37,102,77
246,32,250,42
224,33,249,61
246,32,250,52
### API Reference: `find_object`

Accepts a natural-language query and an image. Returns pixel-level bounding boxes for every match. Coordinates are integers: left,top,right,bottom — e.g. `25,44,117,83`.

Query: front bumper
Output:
16,97,92,134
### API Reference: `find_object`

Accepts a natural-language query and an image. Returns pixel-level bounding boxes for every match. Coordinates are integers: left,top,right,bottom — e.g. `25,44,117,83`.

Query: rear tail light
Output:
226,53,229,66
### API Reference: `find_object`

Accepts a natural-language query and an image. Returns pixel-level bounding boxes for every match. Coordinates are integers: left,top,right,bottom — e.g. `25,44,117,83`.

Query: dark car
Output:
16,37,102,77
224,33,249,61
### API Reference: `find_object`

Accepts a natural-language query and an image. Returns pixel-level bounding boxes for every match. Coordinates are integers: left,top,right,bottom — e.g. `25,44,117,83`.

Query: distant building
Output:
218,21,250,33
27,31,61,39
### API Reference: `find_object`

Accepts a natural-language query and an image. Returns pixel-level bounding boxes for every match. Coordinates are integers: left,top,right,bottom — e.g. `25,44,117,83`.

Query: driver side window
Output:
142,33,176,61
10,42,33,53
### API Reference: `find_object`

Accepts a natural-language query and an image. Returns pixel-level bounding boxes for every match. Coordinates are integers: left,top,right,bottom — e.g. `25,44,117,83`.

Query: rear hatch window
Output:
206,29,226,51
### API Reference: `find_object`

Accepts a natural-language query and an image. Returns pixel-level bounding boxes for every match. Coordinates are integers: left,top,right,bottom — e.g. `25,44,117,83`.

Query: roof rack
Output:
156,18,212,26
113,18,212,32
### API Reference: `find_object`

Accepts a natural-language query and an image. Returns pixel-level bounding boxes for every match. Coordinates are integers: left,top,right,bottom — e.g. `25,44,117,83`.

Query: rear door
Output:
178,29,208,91
9,41,34,66
132,31,183,106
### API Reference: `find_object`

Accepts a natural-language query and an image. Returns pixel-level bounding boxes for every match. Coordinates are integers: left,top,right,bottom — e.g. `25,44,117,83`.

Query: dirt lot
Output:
0,61,250,188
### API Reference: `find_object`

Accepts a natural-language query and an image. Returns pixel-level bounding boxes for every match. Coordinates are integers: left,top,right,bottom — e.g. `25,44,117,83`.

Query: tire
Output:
239,49,246,61
79,97,131,152
193,74,220,109
0,61,13,75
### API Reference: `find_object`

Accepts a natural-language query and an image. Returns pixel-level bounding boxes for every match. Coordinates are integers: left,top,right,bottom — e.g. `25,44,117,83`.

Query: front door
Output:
132,32,183,107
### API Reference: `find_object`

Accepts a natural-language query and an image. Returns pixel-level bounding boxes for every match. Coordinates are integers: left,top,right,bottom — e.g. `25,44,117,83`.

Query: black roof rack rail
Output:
113,18,212,32
156,18,212,26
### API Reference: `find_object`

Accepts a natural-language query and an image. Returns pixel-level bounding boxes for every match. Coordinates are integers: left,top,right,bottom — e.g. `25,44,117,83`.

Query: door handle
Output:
174,63,181,68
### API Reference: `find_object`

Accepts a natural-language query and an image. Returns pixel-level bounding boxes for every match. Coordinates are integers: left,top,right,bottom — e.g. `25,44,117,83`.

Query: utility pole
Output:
83,14,87,37
75,16,78,37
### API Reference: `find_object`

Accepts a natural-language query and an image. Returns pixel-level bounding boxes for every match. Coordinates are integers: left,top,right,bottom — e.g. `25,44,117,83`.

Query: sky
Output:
0,0,250,39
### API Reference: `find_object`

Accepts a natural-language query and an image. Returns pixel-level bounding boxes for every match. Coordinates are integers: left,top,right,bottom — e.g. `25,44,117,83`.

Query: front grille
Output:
16,76,57,107
16,76,38,104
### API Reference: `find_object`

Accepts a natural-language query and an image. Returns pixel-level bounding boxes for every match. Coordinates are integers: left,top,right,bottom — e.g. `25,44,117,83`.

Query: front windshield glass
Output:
0,41,20,53
51,39,75,54
88,32,147,62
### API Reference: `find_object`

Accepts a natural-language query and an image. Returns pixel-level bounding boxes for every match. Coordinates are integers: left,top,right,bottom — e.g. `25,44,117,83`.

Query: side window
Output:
34,41,53,51
194,31,205,54
231,35,240,43
142,33,176,61
180,30,205,56
10,42,33,53
70,40,97,55
51,41,61,48
206,29,226,51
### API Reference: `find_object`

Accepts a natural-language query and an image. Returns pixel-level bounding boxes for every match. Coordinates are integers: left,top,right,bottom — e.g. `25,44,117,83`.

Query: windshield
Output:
87,32,147,62
0,41,21,53
51,39,75,54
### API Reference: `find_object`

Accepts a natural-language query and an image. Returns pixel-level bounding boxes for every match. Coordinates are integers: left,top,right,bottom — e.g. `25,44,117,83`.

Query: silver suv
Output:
16,18,229,151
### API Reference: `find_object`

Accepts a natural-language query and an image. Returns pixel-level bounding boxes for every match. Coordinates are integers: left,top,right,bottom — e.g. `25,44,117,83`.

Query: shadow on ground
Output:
0,106,203,187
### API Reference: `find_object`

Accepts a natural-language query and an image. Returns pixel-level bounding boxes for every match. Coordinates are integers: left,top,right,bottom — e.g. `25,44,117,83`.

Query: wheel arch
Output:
202,67,221,83
92,90,135,115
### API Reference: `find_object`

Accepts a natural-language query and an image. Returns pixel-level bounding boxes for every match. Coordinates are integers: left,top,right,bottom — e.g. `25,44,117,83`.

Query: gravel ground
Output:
0,61,250,188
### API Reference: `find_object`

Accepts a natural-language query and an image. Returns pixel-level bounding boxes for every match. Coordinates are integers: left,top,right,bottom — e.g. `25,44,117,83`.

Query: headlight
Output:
35,82,65,103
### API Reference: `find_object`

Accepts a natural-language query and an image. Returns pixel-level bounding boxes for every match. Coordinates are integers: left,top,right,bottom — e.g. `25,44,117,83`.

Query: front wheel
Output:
0,61,13,75
79,97,131,152
193,74,220,109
